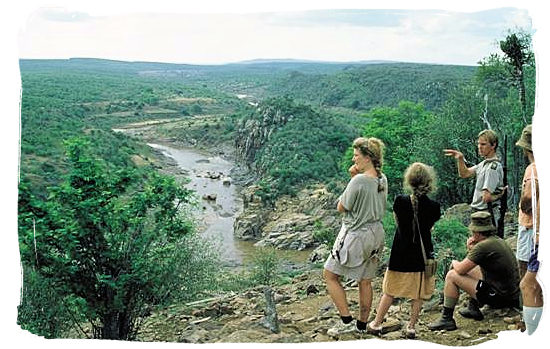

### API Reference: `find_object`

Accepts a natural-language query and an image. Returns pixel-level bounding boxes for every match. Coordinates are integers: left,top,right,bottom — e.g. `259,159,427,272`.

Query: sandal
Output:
367,321,382,336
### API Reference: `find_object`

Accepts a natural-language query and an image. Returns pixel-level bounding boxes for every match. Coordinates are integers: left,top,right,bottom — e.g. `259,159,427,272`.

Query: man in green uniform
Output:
428,211,520,331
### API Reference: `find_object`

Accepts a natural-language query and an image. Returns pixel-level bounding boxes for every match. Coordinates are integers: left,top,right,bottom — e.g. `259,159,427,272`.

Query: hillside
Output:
20,58,476,111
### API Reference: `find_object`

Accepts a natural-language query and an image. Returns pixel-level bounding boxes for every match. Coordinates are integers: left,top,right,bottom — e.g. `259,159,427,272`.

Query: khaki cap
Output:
516,124,532,151
468,211,496,233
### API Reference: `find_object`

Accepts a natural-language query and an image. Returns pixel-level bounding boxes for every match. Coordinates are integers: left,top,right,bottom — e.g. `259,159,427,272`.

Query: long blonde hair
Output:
404,162,437,217
353,137,385,192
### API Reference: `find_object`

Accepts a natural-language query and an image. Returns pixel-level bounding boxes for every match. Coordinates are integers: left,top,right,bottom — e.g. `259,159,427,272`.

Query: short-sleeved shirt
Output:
518,163,539,229
471,157,503,210
388,194,441,272
339,174,388,232
467,236,520,298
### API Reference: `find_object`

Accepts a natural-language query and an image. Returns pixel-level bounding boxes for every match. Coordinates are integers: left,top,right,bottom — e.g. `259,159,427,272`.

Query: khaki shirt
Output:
471,157,503,211
340,174,387,232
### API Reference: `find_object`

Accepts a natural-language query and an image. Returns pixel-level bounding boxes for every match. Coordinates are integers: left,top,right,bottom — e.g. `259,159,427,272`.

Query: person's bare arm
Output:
337,201,346,213
452,258,477,275
444,149,475,178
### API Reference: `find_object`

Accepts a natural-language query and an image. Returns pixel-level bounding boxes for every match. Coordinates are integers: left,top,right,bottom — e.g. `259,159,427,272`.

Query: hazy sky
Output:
18,4,533,66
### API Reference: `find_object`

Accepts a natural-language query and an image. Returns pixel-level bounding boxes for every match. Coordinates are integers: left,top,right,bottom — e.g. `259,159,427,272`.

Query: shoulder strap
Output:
411,195,428,263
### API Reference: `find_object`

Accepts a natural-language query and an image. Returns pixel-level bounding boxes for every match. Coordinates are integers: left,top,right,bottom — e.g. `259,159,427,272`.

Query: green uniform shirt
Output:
467,236,520,298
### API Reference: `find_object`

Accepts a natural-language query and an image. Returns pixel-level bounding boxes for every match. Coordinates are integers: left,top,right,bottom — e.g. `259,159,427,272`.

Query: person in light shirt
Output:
323,137,387,336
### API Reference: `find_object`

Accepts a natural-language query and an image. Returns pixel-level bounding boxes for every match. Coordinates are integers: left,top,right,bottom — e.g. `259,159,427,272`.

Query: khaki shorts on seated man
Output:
428,211,520,331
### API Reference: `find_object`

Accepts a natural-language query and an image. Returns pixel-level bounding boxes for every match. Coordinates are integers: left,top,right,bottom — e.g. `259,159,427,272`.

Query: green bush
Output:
18,138,220,339
17,268,86,338
312,220,336,247
432,217,469,259
250,247,281,287
432,217,469,289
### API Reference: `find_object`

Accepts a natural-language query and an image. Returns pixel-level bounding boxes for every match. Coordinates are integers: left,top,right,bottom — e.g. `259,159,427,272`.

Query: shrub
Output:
250,247,281,287
432,217,470,289
312,220,336,247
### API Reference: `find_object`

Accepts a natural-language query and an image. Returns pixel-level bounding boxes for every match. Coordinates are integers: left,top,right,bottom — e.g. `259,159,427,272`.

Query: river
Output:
147,143,311,268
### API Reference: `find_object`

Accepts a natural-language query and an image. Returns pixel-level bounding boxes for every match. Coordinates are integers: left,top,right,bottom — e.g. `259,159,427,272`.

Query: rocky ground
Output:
136,267,525,345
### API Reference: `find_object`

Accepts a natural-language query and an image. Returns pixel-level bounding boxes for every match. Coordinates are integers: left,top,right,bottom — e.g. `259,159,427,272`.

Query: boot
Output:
459,298,484,320
428,307,457,331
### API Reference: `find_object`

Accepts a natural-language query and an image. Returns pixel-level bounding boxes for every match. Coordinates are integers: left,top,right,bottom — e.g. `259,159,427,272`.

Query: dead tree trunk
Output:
261,286,280,333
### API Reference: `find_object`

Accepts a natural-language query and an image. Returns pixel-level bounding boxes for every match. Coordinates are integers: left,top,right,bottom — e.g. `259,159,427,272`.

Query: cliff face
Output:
235,103,293,167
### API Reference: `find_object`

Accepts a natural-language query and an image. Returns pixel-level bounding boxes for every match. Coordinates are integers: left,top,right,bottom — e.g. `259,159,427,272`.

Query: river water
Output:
147,143,312,269
147,143,251,266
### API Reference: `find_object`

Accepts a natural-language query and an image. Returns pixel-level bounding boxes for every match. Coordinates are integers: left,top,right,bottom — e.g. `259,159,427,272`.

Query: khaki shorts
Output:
324,222,384,281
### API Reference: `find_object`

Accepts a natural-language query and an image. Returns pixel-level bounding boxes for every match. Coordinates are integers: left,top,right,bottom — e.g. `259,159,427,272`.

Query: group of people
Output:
323,124,541,339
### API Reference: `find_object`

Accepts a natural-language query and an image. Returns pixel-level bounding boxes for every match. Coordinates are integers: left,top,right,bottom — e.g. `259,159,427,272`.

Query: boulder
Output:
234,209,268,240
309,245,331,263
443,203,472,226
202,193,217,201
222,177,232,186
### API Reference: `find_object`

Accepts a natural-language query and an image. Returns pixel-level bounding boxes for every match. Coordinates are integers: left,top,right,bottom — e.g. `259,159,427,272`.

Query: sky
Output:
2,0,550,348
17,5,533,66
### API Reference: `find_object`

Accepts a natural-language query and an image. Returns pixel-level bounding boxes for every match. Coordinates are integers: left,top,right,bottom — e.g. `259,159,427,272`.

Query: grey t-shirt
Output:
471,157,503,210
340,174,388,231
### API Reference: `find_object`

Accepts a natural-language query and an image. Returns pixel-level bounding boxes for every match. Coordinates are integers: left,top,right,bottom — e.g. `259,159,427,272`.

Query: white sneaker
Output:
327,321,356,337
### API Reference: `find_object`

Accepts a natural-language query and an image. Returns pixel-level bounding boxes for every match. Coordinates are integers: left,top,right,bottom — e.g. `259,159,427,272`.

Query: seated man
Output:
428,211,520,331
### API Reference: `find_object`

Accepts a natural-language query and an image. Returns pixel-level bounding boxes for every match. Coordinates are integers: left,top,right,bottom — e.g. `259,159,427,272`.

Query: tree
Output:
473,30,535,206
18,137,219,339
499,31,534,123
358,101,434,197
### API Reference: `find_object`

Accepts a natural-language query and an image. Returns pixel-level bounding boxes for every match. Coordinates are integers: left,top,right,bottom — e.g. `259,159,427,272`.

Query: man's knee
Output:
445,269,458,282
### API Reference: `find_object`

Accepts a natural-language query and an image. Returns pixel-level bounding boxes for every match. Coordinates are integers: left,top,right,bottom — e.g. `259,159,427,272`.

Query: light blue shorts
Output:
516,225,536,262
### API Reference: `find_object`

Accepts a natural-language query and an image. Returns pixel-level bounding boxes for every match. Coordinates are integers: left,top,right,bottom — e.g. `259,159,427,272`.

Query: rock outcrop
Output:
137,268,524,344
233,184,340,251
235,102,294,167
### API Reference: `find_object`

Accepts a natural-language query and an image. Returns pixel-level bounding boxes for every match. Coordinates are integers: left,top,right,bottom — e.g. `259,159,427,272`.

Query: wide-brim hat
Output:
515,124,532,151
468,211,496,233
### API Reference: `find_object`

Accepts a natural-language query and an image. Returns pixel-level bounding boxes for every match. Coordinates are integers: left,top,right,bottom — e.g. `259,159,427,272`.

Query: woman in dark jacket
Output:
368,162,441,338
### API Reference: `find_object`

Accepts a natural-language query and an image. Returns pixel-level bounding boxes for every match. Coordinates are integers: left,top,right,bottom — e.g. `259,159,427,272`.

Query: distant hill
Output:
233,58,397,65
19,57,477,111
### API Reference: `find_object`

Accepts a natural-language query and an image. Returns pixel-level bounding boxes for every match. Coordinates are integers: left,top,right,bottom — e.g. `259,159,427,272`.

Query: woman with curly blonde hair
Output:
324,137,387,335
368,162,441,338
